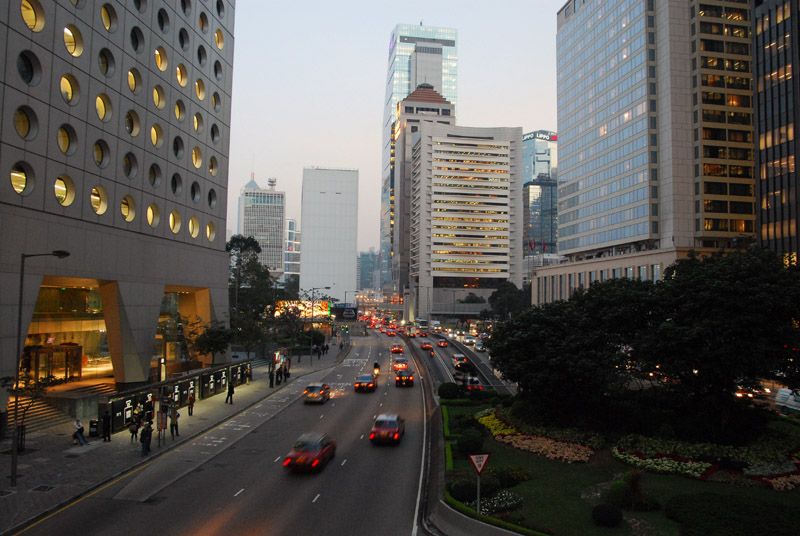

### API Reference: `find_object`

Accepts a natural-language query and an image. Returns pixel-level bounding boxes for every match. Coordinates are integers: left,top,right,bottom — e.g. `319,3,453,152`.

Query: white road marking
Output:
360,434,364,440
379,403,383,407
234,488,245,497
373,415,377,419
341,459,347,466
319,414,324,419
411,357,428,536
312,493,321,503
274,456,281,462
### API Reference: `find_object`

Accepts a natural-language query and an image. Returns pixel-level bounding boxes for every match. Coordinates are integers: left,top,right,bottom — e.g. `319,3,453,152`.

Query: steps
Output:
5,396,74,434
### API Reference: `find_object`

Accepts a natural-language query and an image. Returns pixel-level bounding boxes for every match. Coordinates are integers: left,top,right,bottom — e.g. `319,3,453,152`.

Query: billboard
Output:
522,130,557,142
274,300,330,319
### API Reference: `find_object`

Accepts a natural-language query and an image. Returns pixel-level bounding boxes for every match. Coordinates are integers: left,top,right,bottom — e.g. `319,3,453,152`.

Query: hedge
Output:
443,490,551,536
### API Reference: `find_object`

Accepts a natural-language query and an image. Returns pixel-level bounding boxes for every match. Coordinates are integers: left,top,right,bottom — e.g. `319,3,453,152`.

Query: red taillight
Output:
311,458,320,468
393,433,400,440
369,432,376,440
283,458,292,467
368,383,374,388
410,376,414,381
395,376,400,381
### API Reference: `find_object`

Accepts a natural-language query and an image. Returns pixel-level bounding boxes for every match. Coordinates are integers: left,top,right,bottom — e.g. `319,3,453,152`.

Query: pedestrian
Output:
276,367,283,385
73,419,88,446
187,392,195,416
324,343,329,355
169,405,180,439
340,341,344,350
268,369,274,388
240,367,246,385
225,381,234,404
102,410,112,442
129,419,139,443
140,421,152,456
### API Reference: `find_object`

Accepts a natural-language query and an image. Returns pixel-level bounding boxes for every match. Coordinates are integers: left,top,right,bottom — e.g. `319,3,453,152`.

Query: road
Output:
20,333,429,536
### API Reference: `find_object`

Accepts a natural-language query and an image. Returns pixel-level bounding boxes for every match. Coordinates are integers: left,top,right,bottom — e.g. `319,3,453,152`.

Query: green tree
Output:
193,321,233,365
459,292,486,304
488,282,530,319
226,234,262,312
282,274,300,300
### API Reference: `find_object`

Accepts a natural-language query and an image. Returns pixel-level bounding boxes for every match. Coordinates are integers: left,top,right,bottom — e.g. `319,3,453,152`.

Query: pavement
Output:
0,345,347,536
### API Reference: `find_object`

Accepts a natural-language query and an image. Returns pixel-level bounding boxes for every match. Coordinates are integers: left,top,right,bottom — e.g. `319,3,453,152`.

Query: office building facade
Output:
380,24,457,289
522,130,559,256
1,0,235,387
754,0,797,260
237,177,285,277
533,0,754,304
284,218,301,280
299,168,358,303
358,249,379,290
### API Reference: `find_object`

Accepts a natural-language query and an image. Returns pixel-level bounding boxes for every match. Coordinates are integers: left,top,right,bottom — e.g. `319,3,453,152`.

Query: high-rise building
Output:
299,168,358,303
408,122,524,321
238,177,285,277
358,249,379,290
532,0,754,304
754,0,797,261
380,24,457,289
1,0,235,388
284,219,301,280
522,131,559,256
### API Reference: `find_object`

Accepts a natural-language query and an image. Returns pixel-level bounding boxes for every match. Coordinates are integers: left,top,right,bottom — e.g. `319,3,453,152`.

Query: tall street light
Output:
11,250,70,487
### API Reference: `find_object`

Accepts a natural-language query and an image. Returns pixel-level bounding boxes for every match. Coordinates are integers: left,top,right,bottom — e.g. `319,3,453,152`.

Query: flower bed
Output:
477,409,593,463
612,447,713,479
470,489,524,516
766,473,800,491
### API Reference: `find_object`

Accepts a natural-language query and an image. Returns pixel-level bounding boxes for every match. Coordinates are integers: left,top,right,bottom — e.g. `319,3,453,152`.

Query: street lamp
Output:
306,286,330,359
11,250,70,487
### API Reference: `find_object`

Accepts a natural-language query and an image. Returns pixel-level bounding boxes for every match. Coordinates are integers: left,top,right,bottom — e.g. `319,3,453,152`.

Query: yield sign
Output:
469,453,490,475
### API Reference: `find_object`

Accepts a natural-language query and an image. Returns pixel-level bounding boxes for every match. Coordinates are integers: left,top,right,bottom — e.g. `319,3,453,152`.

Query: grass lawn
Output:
443,403,800,536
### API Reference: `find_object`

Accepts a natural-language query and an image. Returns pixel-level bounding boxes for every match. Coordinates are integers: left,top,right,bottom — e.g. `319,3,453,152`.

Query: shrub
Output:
492,466,532,489
451,414,482,434
456,429,484,456
665,493,800,536
448,475,501,503
591,504,622,528
439,382,462,399
471,489,523,515
604,472,660,512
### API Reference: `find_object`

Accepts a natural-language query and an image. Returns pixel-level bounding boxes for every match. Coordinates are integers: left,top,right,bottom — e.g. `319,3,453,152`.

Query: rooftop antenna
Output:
420,20,423,26
268,178,277,190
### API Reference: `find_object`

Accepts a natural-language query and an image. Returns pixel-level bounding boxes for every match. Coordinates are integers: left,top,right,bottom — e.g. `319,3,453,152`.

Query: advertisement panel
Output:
274,300,331,319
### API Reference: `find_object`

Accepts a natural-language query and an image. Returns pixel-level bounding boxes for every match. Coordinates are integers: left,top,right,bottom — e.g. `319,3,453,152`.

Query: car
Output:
379,326,386,333
282,432,336,472
369,414,405,445
420,342,433,351
386,330,397,337
437,340,449,348
466,376,484,391
463,336,476,346
452,354,469,367
392,357,409,371
407,331,416,338
395,369,415,387
419,331,428,337
390,344,404,354
354,374,377,392
474,341,486,352
303,383,331,404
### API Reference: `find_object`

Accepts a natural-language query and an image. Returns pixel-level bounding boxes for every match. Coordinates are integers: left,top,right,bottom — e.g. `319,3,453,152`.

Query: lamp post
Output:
11,250,70,487
307,286,330,359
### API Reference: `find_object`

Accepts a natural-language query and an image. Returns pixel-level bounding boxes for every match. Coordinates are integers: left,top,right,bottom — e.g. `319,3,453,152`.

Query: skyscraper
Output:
284,219,301,281
522,131,559,256
238,177,285,277
380,24,457,289
754,0,797,261
357,249,379,290
299,168,359,303
532,0,755,304
1,0,235,387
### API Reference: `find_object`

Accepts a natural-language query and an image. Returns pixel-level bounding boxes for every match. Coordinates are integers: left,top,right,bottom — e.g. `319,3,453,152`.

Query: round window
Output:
54,175,76,206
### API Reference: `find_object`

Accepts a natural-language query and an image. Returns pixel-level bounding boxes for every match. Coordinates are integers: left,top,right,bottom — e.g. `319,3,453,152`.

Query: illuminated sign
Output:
274,300,330,319
522,130,558,142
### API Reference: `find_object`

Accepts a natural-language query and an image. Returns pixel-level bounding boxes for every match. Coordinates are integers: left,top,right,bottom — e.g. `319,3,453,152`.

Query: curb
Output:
4,345,352,536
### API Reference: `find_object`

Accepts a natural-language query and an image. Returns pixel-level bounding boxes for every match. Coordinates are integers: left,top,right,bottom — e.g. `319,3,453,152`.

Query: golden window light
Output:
147,204,160,227
10,163,31,195
21,0,45,32
176,64,188,87
188,216,200,238
120,195,135,222
54,175,75,206
96,94,112,122
169,210,182,234
60,74,78,105
63,25,84,57
90,185,108,214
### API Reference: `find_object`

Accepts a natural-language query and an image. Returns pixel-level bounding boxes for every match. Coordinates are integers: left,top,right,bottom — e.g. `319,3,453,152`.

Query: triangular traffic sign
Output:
469,453,490,474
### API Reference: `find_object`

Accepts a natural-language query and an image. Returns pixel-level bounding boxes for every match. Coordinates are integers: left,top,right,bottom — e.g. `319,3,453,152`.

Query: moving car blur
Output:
283,432,337,472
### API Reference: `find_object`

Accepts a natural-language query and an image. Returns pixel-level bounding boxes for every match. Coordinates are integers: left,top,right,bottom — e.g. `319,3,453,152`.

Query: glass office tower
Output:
380,24,457,288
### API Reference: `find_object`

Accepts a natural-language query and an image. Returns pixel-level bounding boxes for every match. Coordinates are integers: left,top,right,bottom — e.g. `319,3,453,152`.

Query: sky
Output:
227,0,565,251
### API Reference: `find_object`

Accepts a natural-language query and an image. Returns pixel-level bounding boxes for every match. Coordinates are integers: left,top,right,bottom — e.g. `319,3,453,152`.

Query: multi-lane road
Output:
19,328,495,536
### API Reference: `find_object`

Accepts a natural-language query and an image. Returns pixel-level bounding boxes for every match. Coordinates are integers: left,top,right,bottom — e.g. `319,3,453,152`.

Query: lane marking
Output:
411,353,429,536
379,403,383,407
360,434,364,440
274,456,281,462
234,488,245,497
312,493,321,503
341,459,347,467
319,414,324,420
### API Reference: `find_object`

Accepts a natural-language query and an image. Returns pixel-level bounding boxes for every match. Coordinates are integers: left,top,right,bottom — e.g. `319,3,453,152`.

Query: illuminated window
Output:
188,216,200,238
150,124,164,148
63,25,84,57
14,106,37,140
95,94,112,122
21,0,45,32
60,74,79,105
54,175,75,206
152,85,165,109
206,221,216,241
10,162,33,195
100,4,117,32
191,147,202,168
57,124,77,155
154,46,168,71
176,64,188,87
169,210,182,234
90,185,108,214
120,195,135,222
127,68,142,94
124,110,141,137
214,28,224,49
174,99,186,121
195,79,206,100
147,203,160,227
193,112,204,133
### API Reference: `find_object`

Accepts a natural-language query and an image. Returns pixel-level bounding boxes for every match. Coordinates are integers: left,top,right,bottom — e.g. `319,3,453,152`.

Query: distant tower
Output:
238,178,286,277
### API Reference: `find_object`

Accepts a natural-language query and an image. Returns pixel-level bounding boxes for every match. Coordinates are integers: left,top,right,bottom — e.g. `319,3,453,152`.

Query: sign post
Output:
469,453,490,516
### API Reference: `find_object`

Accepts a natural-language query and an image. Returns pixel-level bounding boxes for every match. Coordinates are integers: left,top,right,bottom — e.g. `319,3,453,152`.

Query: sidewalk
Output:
0,345,348,535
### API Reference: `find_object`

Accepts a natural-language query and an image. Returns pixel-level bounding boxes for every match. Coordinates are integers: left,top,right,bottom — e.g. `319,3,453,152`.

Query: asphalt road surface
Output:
21,334,428,536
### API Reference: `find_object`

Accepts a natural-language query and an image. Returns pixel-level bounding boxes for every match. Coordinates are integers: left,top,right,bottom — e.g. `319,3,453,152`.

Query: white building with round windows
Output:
0,0,235,393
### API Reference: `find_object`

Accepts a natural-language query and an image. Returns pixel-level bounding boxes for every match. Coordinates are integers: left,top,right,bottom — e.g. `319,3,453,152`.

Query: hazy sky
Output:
227,0,565,250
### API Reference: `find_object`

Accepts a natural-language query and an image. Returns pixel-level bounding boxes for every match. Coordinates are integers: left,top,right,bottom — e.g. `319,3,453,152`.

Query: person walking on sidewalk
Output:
187,392,195,416
102,410,112,442
140,421,152,456
73,419,88,446
268,369,274,388
225,381,234,404
169,405,180,439
129,419,139,443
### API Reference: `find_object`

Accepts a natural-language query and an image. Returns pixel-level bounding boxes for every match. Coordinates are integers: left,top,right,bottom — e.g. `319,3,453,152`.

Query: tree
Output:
226,234,262,312
282,274,300,300
488,282,530,319
459,292,486,304
193,322,233,364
